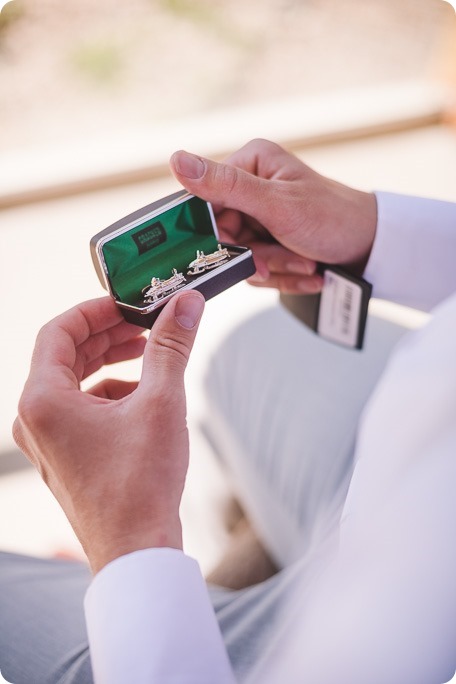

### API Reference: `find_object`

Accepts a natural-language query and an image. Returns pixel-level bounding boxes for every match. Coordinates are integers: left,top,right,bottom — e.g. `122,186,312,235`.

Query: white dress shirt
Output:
85,191,456,684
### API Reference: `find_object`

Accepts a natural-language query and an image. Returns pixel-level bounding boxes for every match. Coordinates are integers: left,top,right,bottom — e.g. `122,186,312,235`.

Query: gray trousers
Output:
0,305,405,684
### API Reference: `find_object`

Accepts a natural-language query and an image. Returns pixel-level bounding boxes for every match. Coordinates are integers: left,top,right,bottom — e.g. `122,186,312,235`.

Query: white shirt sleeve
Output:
256,292,456,684
84,548,236,684
365,192,456,311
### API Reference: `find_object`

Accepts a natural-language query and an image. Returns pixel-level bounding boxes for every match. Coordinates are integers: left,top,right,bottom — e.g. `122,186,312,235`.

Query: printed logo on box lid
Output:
132,221,167,256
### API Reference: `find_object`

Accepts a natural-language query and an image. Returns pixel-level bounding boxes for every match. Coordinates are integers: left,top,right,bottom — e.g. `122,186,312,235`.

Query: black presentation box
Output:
90,190,255,328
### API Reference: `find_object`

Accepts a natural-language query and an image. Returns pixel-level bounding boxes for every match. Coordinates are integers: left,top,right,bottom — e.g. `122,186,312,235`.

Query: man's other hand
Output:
170,139,377,295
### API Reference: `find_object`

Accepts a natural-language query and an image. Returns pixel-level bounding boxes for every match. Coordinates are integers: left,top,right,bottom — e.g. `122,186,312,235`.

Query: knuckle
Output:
245,137,268,150
31,321,57,366
17,388,55,433
214,163,239,196
13,401,48,470
246,138,282,155
12,416,24,450
36,320,50,338
35,320,55,346
153,332,190,370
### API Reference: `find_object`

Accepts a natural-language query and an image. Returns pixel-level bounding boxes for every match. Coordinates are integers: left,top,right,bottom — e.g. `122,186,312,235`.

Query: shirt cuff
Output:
84,548,236,684
365,191,456,312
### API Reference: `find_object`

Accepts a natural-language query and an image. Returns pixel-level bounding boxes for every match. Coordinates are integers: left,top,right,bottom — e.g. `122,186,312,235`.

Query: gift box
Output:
90,189,255,328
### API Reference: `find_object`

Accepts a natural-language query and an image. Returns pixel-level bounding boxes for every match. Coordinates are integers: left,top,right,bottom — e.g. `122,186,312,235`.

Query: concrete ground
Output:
1,122,455,574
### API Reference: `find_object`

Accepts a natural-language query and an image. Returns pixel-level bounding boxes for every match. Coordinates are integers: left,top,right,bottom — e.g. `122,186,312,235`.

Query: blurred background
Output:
0,0,454,152
1,0,456,573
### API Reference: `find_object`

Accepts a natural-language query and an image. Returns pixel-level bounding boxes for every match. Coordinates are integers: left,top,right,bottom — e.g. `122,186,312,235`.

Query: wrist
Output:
318,178,377,274
87,521,183,575
343,189,377,276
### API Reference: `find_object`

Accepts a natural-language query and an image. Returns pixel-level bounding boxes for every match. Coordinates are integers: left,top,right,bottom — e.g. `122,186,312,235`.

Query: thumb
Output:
139,291,205,393
170,150,273,223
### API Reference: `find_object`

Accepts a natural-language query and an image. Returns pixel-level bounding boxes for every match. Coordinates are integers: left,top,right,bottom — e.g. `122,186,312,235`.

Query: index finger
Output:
224,139,301,180
29,298,133,388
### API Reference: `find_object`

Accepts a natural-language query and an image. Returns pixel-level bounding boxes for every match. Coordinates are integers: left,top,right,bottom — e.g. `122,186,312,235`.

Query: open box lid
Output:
90,190,221,307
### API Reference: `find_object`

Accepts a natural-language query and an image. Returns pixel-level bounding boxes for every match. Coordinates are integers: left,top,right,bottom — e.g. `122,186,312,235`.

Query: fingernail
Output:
173,151,205,179
175,293,205,329
286,260,315,276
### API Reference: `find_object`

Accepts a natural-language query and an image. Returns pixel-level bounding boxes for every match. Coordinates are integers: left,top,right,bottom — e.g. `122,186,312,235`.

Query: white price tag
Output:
317,269,363,348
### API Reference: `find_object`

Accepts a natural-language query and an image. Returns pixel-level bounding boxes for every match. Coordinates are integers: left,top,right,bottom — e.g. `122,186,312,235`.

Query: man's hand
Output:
13,293,205,574
170,139,377,295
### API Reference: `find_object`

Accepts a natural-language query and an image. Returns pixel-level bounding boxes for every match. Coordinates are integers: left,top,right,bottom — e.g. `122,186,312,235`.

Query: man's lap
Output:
202,305,406,567
0,552,92,684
